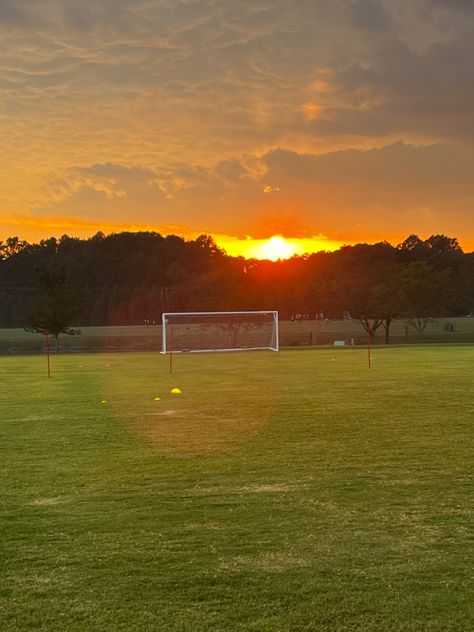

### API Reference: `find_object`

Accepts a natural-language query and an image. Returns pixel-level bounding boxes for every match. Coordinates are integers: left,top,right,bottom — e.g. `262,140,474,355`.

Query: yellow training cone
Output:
170,387,182,394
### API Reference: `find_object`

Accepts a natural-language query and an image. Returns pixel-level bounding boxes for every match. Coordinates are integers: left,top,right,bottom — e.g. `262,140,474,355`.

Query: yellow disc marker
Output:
170,387,182,394
101,400,107,404
154,397,162,401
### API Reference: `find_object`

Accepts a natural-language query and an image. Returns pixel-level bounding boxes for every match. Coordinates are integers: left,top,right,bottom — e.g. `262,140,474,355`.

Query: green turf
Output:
1,347,474,631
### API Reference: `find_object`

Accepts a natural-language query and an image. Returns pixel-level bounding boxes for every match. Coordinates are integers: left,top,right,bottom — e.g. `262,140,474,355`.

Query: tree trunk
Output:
55,334,59,354
384,317,392,344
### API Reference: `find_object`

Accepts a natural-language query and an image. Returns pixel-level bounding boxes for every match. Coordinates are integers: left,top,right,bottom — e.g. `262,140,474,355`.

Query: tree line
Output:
0,231,473,345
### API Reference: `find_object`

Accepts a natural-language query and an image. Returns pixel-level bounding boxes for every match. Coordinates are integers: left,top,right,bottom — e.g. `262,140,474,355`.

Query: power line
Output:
0,286,173,292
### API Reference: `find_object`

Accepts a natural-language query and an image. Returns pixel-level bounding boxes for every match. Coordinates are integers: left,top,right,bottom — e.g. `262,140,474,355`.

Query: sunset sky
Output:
0,0,473,256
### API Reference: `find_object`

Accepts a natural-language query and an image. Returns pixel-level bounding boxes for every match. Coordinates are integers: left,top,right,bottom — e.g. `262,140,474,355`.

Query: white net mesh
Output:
162,311,278,353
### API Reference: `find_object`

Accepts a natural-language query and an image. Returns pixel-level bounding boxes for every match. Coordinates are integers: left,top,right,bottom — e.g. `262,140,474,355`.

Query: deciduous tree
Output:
24,268,85,352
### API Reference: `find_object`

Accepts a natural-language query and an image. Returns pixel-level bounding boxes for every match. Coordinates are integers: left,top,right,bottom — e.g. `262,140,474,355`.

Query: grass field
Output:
1,346,474,630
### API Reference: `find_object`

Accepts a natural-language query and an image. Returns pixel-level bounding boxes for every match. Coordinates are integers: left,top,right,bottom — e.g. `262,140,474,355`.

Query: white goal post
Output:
161,311,279,354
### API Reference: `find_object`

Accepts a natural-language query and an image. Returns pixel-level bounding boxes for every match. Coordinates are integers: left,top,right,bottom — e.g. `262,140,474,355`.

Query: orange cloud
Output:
263,185,280,194
311,80,337,94
0,213,199,239
302,102,324,120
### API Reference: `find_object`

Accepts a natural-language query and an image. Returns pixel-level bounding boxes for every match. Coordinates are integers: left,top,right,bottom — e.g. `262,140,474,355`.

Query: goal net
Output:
161,311,279,353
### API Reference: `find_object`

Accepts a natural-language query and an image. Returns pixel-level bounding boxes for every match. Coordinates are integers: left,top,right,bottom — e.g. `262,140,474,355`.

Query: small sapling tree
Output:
24,268,85,352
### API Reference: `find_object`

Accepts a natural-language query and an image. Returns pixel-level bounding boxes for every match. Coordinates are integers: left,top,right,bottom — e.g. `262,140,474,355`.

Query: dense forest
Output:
0,232,473,341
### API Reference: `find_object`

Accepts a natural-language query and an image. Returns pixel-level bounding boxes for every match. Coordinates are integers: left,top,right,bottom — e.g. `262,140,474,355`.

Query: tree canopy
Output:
0,232,472,344
24,268,85,351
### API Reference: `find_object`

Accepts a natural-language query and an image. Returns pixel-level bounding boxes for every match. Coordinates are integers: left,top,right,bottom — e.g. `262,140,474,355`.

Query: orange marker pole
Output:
45,330,51,379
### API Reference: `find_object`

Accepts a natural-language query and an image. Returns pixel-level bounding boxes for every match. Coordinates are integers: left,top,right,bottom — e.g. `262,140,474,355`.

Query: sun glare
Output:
254,235,300,261
216,234,346,259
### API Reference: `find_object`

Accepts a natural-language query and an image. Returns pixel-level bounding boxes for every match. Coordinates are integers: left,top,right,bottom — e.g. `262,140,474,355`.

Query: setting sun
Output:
217,234,346,259
255,235,299,261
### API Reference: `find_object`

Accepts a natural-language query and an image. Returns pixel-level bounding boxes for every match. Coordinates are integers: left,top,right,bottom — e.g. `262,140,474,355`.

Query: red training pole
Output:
45,330,51,379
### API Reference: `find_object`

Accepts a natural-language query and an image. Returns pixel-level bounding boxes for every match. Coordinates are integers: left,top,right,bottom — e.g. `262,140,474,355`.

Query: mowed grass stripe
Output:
1,347,474,631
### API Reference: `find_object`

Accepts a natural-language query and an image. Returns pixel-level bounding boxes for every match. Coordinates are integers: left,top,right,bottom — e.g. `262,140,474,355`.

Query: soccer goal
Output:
161,311,279,354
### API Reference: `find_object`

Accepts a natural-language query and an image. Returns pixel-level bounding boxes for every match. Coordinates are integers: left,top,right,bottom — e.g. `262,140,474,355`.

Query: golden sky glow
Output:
0,213,347,257
0,2,473,252
220,234,345,259
248,236,301,261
